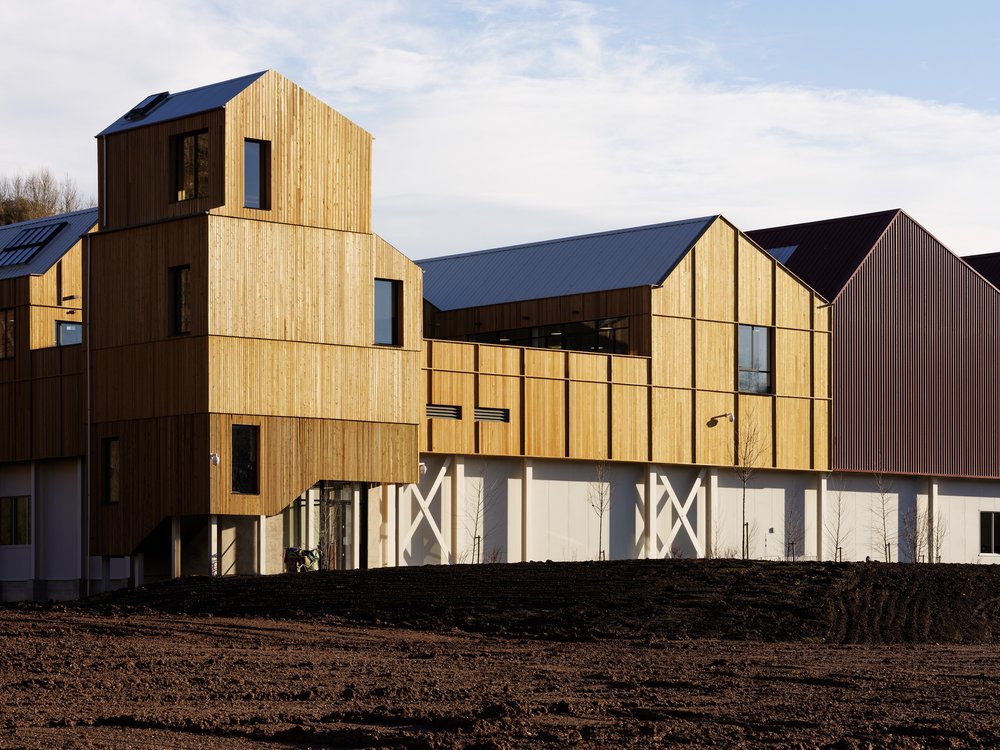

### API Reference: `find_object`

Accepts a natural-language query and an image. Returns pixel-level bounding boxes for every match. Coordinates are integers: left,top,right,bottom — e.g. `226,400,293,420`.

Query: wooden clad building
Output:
9,70,1000,601
86,71,423,571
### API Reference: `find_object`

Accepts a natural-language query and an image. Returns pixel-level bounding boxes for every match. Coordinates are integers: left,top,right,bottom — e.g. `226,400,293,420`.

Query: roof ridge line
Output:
417,215,719,265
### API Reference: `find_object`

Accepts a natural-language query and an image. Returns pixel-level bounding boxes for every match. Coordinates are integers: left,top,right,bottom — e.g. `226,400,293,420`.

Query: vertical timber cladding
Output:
206,217,422,515
221,70,372,234
87,217,213,556
649,217,831,472
99,111,225,231
90,414,211,556
836,214,1000,479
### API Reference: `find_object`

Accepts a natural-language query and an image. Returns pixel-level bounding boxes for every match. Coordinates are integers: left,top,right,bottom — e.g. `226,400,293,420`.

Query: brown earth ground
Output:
2,559,1000,748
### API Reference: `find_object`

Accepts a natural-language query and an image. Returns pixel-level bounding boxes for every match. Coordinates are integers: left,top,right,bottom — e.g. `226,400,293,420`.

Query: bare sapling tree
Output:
0,169,89,224
931,511,947,563
871,472,895,562
785,498,804,561
588,460,612,560
733,410,765,559
466,462,501,563
824,474,851,562
900,505,928,563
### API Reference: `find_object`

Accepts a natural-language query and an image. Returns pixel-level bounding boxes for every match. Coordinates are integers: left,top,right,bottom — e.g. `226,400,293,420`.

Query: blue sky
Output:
4,0,999,258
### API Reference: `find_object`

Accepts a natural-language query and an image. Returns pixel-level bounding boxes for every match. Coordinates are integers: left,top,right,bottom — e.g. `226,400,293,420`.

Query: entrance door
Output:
319,482,353,571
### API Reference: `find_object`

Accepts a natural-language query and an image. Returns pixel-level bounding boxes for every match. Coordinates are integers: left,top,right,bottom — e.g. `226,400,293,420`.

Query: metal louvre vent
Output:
426,404,461,420
474,407,510,423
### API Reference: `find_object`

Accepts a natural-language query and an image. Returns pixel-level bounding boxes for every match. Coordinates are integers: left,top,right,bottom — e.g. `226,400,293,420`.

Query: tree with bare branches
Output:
733,411,764,559
0,169,88,225
588,460,611,560
871,473,895,562
466,462,501,564
824,473,851,562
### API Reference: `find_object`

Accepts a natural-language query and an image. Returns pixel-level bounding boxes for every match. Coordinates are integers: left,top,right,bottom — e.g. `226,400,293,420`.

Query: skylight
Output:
0,221,67,267
124,91,169,121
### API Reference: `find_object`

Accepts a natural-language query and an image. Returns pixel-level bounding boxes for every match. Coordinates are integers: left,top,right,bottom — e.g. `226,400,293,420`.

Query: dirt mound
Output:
42,559,1000,644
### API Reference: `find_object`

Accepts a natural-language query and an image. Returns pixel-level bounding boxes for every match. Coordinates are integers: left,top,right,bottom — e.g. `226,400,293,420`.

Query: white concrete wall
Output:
36,459,82,581
937,478,1000,564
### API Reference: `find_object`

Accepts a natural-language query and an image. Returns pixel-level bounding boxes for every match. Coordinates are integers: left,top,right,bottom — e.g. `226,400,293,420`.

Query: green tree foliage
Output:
0,169,87,225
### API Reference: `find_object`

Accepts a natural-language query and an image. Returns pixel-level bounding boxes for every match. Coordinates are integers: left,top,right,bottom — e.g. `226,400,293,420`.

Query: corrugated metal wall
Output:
835,214,1000,478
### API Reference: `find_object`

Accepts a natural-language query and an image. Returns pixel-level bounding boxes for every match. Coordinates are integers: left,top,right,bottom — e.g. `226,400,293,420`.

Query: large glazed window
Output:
243,139,270,210
172,131,209,202
0,308,13,359
232,425,259,495
0,496,30,545
374,279,401,346
981,511,1000,554
738,324,772,394
169,265,191,335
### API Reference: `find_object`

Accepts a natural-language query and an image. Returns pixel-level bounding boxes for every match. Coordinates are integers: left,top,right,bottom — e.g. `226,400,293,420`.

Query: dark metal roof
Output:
98,71,267,137
748,209,899,301
0,208,98,280
962,252,1000,289
417,216,717,311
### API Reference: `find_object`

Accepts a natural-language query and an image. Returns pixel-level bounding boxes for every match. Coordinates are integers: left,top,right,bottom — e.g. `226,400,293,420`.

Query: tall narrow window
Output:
170,265,191,335
738,324,773,394
243,139,270,209
374,279,401,346
103,437,121,505
0,308,13,359
232,425,259,494
56,320,82,346
172,130,208,202
0,496,31,545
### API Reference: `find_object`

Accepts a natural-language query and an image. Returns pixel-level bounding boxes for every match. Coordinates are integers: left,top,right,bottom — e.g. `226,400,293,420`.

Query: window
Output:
981,512,1000,554
738,324,773,394
466,317,630,354
0,308,12,359
232,425,259,494
169,265,191,335
56,320,82,346
243,139,270,210
0,496,30,545
426,404,461,419
375,279,401,346
103,437,121,505
172,130,208,202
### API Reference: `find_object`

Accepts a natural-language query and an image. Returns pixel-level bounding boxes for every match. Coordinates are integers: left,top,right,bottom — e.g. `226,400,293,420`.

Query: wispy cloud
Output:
4,0,999,257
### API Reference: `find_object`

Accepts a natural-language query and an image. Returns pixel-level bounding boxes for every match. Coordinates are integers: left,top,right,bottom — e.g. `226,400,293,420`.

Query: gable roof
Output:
98,71,267,137
418,216,717,311
0,208,98,281
962,252,1000,289
748,209,899,301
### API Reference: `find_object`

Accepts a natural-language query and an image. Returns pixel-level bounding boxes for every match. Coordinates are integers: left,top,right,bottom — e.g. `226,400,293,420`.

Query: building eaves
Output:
417,216,718,311
97,71,268,137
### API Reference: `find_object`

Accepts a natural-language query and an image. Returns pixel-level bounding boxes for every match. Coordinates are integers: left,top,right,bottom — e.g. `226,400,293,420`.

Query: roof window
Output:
0,221,67,267
124,91,169,121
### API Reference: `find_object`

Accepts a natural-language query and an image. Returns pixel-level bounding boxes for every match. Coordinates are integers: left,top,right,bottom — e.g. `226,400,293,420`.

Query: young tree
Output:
0,169,87,225
587,460,612,560
466,462,500,563
900,505,928,563
871,472,895,562
824,473,851,562
733,410,765,559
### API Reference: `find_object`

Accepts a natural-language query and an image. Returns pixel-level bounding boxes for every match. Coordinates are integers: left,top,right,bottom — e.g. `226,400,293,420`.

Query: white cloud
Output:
4,0,999,257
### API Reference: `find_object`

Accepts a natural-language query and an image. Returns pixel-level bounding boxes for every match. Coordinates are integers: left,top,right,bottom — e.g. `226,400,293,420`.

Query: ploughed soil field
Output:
3,559,1000,748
